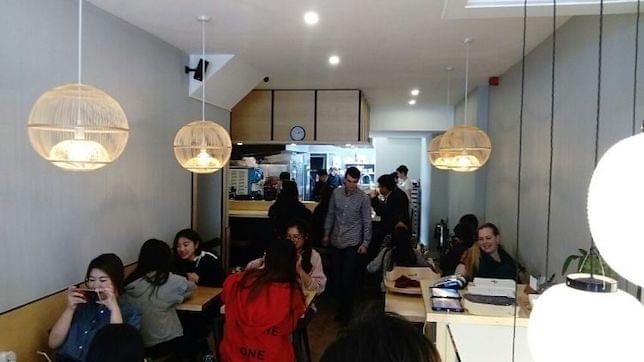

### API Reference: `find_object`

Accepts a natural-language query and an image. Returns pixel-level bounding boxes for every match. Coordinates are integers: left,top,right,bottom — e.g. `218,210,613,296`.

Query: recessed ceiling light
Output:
236,142,243,146
408,99,416,105
304,11,319,25
411,89,420,96
328,55,340,65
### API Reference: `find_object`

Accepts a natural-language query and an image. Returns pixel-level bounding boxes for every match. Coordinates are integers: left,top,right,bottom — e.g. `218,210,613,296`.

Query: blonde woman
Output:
455,223,516,281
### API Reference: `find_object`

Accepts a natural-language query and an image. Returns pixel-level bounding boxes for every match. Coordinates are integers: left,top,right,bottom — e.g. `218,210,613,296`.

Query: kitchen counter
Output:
228,200,317,218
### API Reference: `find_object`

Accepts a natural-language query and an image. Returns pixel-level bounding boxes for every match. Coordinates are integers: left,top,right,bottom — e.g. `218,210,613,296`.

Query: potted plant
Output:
561,246,616,278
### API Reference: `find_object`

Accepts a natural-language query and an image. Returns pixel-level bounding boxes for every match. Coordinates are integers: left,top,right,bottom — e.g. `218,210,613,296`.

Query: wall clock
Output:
290,125,306,141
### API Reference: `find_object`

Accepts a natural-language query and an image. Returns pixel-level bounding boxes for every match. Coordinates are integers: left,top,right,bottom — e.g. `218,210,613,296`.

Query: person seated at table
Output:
439,222,476,276
220,238,306,362
123,239,196,359
49,254,141,362
367,226,433,291
247,218,327,295
173,228,223,360
173,228,224,287
459,213,479,235
320,312,440,362
268,180,312,237
86,324,144,362
455,222,517,281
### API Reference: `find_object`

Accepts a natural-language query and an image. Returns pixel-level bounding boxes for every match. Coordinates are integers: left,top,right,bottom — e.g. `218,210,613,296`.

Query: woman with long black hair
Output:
268,180,312,237
220,238,306,362
247,218,327,295
123,239,195,358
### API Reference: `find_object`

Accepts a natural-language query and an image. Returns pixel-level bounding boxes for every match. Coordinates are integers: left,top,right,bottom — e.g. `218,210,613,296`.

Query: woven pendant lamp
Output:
439,38,491,172
174,16,231,174
27,0,129,171
428,135,451,170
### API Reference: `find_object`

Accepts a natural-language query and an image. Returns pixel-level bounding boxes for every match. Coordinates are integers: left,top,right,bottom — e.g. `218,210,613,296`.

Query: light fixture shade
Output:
173,120,231,174
528,277,644,362
27,83,129,171
439,124,491,172
428,135,452,170
587,133,644,287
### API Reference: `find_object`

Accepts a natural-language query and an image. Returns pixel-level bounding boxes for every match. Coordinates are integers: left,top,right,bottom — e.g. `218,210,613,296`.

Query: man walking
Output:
323,167,372,325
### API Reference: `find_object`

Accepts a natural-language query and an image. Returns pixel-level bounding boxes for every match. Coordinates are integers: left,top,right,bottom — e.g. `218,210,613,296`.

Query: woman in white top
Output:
247,218,327,295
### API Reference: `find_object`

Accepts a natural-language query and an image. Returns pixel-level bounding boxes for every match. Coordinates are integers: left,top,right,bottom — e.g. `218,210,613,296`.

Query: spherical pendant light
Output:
528,274,644,362
438,39,492,172
174,15,231,174
27,0,129,172
587,133,644,286
173,120,231,174
439,124,491,172
28,84,129,171
428,135,451,170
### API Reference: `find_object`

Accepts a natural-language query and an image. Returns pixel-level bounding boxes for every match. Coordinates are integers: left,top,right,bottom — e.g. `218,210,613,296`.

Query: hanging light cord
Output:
634,0,641,133
512,1,528,361
78,0,82,85
590,0,605,279
633,0,642,300
464,40,470,125
447,68,451,109
201,18,206,122
545,0,556,284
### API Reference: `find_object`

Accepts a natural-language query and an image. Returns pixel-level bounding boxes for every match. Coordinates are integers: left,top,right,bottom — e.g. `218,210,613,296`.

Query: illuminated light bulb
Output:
303,11,319,25
587,133,644,287
528,275,644,362
184,149,223,173
48,127,110,171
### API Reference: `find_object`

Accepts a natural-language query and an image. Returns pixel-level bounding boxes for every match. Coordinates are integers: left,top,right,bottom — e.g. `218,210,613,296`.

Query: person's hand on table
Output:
358,245,368,254
187,272,200,284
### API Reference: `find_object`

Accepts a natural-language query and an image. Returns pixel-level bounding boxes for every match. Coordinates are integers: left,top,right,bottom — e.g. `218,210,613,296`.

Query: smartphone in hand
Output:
76,288,101,303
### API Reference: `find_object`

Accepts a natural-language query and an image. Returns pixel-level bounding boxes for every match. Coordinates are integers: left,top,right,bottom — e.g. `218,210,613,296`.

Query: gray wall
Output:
0,0,228,311
487,14,643,289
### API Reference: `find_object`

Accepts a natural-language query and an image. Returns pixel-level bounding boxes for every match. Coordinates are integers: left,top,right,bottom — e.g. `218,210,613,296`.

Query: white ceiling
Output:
88,0,572,111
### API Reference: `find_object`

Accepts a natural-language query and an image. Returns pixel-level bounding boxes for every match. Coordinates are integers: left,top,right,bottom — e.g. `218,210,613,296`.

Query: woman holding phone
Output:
48,254,141,362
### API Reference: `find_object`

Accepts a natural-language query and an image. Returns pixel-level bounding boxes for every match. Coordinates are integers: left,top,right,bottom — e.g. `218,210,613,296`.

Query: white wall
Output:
373,137,422,180
370,105,454,132
0,0,228,312
487,14,643,292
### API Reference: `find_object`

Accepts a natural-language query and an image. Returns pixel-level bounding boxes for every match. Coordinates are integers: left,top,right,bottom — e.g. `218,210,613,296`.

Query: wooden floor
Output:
306,275,385,362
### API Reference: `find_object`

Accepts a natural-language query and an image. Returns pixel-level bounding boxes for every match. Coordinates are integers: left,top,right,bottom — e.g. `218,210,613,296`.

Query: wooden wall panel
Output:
231,90,272,141
316,90,360,142
273,91,315,142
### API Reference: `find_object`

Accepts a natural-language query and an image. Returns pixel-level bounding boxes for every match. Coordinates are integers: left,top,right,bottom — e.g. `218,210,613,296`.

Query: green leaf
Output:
562,255,579,275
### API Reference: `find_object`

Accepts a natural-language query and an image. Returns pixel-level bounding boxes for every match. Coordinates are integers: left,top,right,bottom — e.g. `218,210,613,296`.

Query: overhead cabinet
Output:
273,91,315,142
230,90,271,141
231,89,369,143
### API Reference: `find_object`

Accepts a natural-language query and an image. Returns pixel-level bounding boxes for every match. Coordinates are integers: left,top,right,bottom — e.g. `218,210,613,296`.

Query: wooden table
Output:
176,286,222,312
384,292,425,323
420,280,531,362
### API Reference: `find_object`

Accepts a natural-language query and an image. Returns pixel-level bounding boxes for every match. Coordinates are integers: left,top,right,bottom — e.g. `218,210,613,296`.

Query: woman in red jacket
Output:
220,238,306,362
